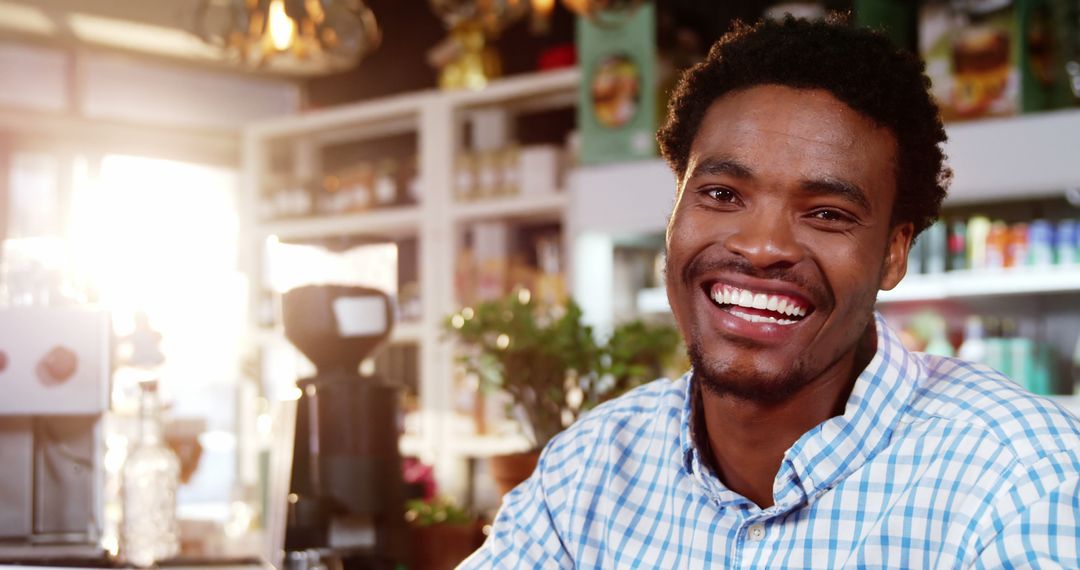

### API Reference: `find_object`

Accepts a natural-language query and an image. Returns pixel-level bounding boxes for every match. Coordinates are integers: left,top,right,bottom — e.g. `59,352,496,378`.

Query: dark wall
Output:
304,1,856,109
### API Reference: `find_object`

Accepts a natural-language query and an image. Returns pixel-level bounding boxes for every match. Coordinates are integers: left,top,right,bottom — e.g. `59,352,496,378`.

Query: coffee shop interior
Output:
1,0,1079,568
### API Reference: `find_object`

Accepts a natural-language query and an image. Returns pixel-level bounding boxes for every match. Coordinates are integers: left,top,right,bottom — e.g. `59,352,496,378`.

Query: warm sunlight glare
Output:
70,155,245,398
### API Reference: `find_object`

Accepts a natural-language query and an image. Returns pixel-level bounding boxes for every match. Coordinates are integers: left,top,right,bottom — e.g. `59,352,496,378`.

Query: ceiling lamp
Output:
427,0,529,89
530,0,644,32
195,0,381,75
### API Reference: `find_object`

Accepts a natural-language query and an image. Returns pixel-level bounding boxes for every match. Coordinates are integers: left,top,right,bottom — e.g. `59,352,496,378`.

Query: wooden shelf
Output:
258,206,421,241
451,192,568,223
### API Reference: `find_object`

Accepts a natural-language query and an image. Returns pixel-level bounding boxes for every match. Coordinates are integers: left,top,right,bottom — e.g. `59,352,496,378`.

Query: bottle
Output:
967,216,992,270
985,220,1009,269
958,315,987,364
122,381,180,568
1056,220,1077,265
948,219,967,271
1005,223,1028,269
925,320,955,357
1028,219,1054,267
924,220,947,274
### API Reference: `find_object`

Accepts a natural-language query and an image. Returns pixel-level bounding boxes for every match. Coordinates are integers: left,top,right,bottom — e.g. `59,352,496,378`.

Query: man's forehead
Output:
691,86,883,151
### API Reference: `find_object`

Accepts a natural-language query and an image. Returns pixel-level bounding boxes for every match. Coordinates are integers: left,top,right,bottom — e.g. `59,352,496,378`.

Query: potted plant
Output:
405,496,485,570
445,288,680,493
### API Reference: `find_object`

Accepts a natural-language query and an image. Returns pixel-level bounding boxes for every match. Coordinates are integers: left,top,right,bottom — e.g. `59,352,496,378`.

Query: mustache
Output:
680,255,828,305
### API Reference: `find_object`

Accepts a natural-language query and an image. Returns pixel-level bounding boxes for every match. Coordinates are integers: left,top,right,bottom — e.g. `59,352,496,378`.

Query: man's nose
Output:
723,212,803,269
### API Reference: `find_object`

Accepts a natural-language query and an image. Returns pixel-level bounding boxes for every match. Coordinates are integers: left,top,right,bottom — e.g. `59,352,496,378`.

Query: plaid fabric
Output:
459,314,1080,568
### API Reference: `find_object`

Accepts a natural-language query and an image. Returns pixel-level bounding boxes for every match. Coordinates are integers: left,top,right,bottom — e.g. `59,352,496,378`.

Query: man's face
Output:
665,85,912,403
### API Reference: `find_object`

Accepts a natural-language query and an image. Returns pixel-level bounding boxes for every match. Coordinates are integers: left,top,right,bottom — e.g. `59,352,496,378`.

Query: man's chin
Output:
689,347,809,406
694,370,809,406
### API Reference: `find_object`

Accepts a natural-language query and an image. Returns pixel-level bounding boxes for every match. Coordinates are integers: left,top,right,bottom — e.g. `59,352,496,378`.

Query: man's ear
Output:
880,222,914,291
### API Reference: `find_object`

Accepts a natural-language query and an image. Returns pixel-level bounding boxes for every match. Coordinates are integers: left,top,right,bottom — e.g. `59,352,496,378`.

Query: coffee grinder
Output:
273,284,407,570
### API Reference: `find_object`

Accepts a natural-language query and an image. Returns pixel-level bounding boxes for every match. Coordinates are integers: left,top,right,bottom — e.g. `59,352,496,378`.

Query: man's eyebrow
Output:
686,157,754,180
800,177,872,213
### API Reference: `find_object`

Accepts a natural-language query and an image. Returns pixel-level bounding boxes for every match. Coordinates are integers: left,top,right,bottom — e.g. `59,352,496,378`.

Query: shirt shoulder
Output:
543,377,686,467
536,377,687,510
907,353,1080,465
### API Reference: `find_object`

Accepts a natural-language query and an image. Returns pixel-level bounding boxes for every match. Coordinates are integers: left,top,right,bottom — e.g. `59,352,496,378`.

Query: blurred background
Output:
0,0,1078,568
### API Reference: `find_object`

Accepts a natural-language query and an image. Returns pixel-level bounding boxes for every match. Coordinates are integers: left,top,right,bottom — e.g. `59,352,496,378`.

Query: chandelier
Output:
530,0,644,33
195,0,381,75
427,0,530,89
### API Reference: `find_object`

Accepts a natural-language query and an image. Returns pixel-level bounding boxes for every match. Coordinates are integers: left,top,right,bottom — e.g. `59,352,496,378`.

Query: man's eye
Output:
811,209,853,223
705,188,738,203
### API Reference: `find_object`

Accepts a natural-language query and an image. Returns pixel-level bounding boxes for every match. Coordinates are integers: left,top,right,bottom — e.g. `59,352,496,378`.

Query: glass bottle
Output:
121,380,180,567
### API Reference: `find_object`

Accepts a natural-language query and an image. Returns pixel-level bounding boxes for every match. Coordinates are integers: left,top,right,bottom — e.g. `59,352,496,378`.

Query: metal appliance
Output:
271,285,407,570
0,306,111,560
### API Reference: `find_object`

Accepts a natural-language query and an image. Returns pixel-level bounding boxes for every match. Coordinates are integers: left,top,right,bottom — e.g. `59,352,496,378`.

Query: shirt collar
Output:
679,313,925,509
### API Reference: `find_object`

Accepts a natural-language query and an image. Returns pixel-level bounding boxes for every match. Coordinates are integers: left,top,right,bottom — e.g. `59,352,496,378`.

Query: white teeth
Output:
729,309,798,326
711,285,810,321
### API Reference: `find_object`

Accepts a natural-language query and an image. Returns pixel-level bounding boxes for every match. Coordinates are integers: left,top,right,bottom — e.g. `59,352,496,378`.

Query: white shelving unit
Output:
451,192,569,223
878,267,1080,304
259,205,423,241
242,68,580,497
634,265,1080,314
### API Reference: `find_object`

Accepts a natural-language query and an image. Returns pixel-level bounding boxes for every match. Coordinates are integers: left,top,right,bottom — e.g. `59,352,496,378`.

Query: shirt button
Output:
748,523,766,541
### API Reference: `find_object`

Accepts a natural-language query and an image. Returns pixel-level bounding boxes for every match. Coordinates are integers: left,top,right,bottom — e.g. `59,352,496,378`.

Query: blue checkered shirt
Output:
460,314,1080,568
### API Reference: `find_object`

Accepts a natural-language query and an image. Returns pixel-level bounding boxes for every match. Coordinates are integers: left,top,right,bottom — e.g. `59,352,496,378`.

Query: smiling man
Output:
461,16,1080,569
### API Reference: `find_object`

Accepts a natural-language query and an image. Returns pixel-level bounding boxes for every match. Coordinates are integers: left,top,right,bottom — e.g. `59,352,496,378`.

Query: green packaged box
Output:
919,0,1073,121
576,4,657,165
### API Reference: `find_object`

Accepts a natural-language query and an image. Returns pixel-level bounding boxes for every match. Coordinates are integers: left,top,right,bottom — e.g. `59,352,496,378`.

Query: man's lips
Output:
705,281,815,326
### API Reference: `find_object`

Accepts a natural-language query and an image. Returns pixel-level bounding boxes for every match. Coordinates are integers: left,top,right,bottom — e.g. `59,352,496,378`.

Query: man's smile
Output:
707,282,812,325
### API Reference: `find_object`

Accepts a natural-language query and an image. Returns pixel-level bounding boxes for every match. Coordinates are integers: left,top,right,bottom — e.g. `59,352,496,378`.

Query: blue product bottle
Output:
1056,220,1078,265
924,220,947,274
1028,219,1054,267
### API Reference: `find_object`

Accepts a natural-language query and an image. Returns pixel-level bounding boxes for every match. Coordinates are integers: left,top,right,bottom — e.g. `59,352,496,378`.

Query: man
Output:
461,16,1080,568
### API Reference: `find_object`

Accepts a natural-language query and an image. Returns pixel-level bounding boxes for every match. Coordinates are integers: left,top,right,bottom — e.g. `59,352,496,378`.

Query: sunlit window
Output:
69,154,243,516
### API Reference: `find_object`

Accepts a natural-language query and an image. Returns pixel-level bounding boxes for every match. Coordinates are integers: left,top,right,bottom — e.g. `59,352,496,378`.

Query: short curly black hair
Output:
658,15,951,239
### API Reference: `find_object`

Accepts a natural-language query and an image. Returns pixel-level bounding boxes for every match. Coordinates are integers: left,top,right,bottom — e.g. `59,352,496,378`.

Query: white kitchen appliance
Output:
0,306,111,560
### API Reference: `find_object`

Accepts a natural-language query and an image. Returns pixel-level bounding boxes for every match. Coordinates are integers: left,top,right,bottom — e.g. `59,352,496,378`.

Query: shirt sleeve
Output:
970,474,1080,569
457,451,575,569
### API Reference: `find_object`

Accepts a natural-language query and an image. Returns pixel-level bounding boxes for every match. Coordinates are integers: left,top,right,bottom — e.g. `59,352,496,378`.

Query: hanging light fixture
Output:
195,0,381,75
427,0,529,89
528,0,644,32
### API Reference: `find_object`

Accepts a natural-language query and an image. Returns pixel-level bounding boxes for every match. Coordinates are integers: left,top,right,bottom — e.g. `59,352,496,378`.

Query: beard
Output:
687,337,816,406
687,309,877,407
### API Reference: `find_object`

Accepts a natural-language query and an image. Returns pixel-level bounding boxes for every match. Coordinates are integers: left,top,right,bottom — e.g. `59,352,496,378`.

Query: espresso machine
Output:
0,306,111,561
272,285,407,570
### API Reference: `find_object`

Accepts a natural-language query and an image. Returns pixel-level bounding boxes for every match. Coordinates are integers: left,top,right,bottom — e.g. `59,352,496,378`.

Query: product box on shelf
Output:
919,0,1074,121
453,144,562,203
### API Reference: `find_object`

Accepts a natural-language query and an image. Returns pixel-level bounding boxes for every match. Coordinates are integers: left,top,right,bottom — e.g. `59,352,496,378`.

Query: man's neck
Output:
693,327,876,509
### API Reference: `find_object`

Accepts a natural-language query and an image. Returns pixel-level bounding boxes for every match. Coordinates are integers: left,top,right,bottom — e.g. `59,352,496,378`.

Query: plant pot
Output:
409,521,486,570
488,449,541,496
